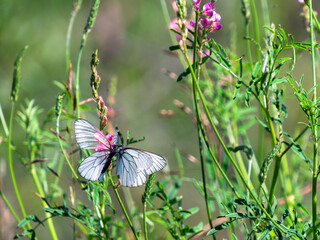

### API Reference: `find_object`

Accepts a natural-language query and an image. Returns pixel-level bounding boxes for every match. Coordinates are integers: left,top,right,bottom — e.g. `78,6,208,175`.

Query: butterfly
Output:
74,119,167,187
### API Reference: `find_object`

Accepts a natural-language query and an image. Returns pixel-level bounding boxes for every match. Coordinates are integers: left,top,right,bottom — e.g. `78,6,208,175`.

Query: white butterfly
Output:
74,119,167,187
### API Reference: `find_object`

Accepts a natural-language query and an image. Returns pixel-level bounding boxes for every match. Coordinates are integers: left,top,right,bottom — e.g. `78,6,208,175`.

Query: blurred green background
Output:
0,0,319,239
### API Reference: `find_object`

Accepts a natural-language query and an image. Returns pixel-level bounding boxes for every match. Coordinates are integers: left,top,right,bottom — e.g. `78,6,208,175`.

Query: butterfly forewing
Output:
78,151,111,181
75,119,100,150
116,148,167,187
75,119,167,186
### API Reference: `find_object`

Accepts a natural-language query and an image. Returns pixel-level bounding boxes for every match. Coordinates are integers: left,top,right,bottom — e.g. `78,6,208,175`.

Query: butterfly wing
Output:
78,151,111,181
74,119,100,150
116,148,167,187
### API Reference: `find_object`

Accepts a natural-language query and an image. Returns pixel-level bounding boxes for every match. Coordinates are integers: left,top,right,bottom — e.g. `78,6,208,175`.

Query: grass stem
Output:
108,172,139,240
8,104,31,230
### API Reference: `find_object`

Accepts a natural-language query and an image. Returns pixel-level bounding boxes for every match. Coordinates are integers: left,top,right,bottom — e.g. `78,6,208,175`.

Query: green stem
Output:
308,0,318,237
0,104,9,136
184,54,286,233
29,151,58,240
0,190,22,223
309,0,318,236
260,0,270,34
181,45,239,197
266,112,282,209
245,23,253,70
250,0,261,63
66,0,83,73
108,172,139,240
56,121,80,182
143,201,148,240
191,11,214,236
8,104,31,230
75,0,100,118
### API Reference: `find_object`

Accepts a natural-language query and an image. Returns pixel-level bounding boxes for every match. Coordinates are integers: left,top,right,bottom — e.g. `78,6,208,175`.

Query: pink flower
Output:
106,134,113,141
193,0,201,10
212,22,222,30
212,12,221,22
200,18,210,28
170,18,182,41
200,48,210,58
298,0,304,4
97,96,104,109
190,20,202,35
202,2,215,16
172,0,179,13
94,131,114,151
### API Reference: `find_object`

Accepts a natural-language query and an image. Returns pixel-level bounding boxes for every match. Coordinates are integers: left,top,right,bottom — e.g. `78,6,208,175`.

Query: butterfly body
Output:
74,119,167,187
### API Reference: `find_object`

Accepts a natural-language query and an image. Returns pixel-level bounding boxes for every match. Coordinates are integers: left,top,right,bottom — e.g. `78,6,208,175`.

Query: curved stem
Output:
184,55,286,233
309,0,318,237
65,0,83,73
108,172,139,240
191,11,215,237
29,151,58,240
8,104,31,230
143,201,148,240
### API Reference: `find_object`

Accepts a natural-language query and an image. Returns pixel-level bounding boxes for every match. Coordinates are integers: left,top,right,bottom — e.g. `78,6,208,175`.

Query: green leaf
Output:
14,230,35,239
228,145,253,160
207,218,236,236
225,212,248,218
271,78,287,85
282,131,312,165
17,215,42,228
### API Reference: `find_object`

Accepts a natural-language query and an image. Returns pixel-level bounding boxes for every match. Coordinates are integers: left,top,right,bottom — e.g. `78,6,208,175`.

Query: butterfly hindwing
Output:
116,148,166,187
78,151,111,181
75,119,100,150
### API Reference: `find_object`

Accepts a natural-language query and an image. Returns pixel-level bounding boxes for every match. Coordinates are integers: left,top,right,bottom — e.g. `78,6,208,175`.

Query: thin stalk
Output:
75,0,100,118
184,55,286,233
245,23,253,70
66,0,83,73
8,104,31,230
107,172,139,240
29,151,58,240
0,190,22,223
75,48,83,119
0,104,9,136
279,126,308,158
56,119,80,182
191,11,214,237
181,40,239,197
264,101,282,208
143,201,148,240
250,0,261,63
260,0,270,34
309,0,318,237
249,0,264,170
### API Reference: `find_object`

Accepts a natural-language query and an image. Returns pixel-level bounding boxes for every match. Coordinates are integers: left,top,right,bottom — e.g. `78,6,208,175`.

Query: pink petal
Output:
96,144,108,152
106,134,114,142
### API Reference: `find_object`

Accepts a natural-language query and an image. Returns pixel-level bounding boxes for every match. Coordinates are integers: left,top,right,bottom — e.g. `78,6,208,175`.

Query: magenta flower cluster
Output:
191,1,222,34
